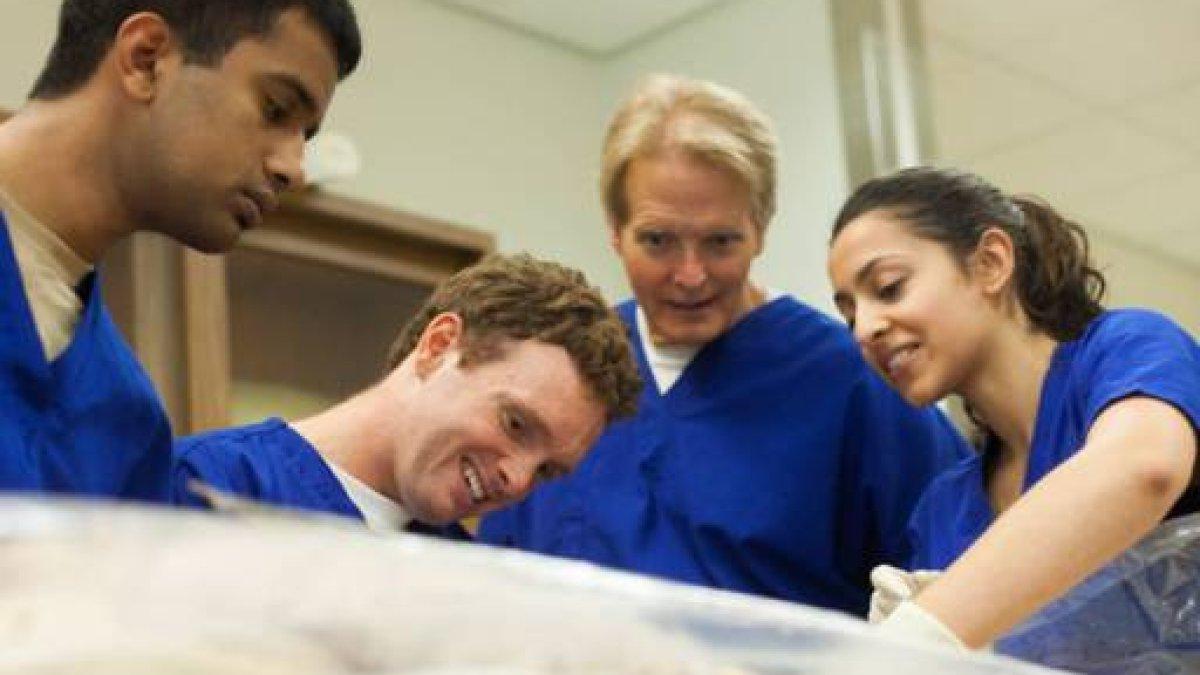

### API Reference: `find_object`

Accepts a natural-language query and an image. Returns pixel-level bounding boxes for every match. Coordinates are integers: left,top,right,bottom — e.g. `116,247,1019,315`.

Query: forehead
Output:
219,8,339,109
625,151,751,217
829,210,928,280
483,340,605,449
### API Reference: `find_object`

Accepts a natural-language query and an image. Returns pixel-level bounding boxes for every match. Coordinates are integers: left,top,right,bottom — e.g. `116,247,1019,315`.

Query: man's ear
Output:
608,220,625,255
970,226,1017,297
749,218,765,258
413,312,464,379
112,12,178,102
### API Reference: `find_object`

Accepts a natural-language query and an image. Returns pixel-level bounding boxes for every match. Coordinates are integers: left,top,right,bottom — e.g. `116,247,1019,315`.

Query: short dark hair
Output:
387,253,643,424
30,0,361,100
832,166,1106,342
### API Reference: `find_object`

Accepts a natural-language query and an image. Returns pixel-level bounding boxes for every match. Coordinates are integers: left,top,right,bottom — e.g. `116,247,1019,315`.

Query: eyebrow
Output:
833,257,878,305
261,72,322,139
854,257,886,287
832,255,903,308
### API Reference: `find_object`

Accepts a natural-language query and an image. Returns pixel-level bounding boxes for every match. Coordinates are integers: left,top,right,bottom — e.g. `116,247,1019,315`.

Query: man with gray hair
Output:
480,74,969,617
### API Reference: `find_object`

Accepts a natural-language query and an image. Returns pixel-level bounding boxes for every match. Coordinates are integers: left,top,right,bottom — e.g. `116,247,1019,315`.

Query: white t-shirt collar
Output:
634,287,782,394
328,462,412,533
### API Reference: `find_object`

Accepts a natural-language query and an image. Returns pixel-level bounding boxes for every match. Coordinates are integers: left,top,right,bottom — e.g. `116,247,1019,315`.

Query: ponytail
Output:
832,167,1107,342
1009,196,1105,341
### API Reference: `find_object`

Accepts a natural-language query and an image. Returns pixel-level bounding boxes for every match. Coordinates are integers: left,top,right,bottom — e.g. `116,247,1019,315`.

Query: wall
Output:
329,0,852,307
322,0,619,294
0,0,619,296
0,0,873,311
2,0,1196,333
0,1,58,109
1092,230,1200,334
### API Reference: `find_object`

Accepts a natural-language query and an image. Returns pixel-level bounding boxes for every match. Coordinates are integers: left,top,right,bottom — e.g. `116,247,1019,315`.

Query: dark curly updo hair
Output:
832,166,1106,341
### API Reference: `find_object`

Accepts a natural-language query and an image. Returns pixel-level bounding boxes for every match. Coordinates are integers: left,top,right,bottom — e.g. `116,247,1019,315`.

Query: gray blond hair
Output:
600,73,778,230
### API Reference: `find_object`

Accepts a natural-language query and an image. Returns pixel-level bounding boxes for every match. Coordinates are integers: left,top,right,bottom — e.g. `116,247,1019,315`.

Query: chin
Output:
173,218,242,254
426,498,464,526
659,321,726,347
897,380,948,409
901,391,938,408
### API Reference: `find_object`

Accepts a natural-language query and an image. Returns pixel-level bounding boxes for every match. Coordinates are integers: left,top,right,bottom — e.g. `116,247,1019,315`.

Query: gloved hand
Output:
868,564,942,624
877,600,967,652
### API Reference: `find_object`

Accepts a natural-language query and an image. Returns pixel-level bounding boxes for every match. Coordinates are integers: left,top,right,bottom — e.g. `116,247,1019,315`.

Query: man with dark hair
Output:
173,253,643,534
0,1,361,499
29,0,360,100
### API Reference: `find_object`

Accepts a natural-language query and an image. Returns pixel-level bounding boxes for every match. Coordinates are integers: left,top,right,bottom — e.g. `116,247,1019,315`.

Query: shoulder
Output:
172,418,310,505
693,295,876,402
1075,307,1195,360
1063,309,1200,428
749,295,864,360
765,295,848,331
174,418,295,467
1075,309,1195,352
1064,308,1199,379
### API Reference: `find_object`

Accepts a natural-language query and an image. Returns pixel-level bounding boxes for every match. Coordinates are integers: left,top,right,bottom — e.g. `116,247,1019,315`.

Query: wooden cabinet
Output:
101,190,493,434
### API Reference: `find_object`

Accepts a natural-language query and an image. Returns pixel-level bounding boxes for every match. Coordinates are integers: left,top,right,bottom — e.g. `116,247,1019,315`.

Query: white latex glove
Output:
868,564,942,624
876,600,968,652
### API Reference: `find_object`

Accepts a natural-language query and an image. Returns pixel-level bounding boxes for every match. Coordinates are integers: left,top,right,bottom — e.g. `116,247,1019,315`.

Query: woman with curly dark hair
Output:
828,166,1199,652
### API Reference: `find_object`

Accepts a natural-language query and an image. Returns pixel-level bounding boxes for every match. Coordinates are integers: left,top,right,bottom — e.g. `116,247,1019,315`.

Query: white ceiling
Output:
433,0,729,57
918,0,1200,271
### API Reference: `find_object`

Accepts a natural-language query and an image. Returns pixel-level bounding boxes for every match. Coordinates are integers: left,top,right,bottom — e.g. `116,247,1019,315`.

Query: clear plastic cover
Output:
999,514,1200,673
0,497,1062,674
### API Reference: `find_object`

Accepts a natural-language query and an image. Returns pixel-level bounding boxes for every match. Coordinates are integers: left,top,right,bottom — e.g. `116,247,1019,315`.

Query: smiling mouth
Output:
665,297,715,312
461,456,487,504
884,344,919,380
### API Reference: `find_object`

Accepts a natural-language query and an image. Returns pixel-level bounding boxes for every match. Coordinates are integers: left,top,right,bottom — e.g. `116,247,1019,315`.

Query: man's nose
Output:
672,246,707,289
496,455,538,501
265,132,307,193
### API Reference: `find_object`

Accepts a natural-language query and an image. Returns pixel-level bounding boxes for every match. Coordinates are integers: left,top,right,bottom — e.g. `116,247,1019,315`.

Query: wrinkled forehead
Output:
624,150,754,211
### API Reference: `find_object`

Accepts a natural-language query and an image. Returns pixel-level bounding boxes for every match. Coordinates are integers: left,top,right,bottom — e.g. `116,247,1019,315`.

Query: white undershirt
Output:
636,305,699,394
635,287,783,395
328,461,412,533
0,186,91,361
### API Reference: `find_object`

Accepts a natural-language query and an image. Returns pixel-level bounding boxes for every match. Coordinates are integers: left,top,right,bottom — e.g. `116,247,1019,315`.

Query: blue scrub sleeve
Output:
1079,311,1200,437
170,443,213,509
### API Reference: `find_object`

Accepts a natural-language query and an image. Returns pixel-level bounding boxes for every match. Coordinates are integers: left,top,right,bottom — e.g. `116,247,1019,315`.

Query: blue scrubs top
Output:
479,297,970,615
908,309,1200,570
0,212,172,500
173,417,470,539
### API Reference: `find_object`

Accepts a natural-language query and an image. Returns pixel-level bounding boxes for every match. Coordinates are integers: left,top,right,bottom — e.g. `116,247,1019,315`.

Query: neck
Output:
292,384,401,502
741,279,765,316
959,319,1058,460
0,98,133,263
